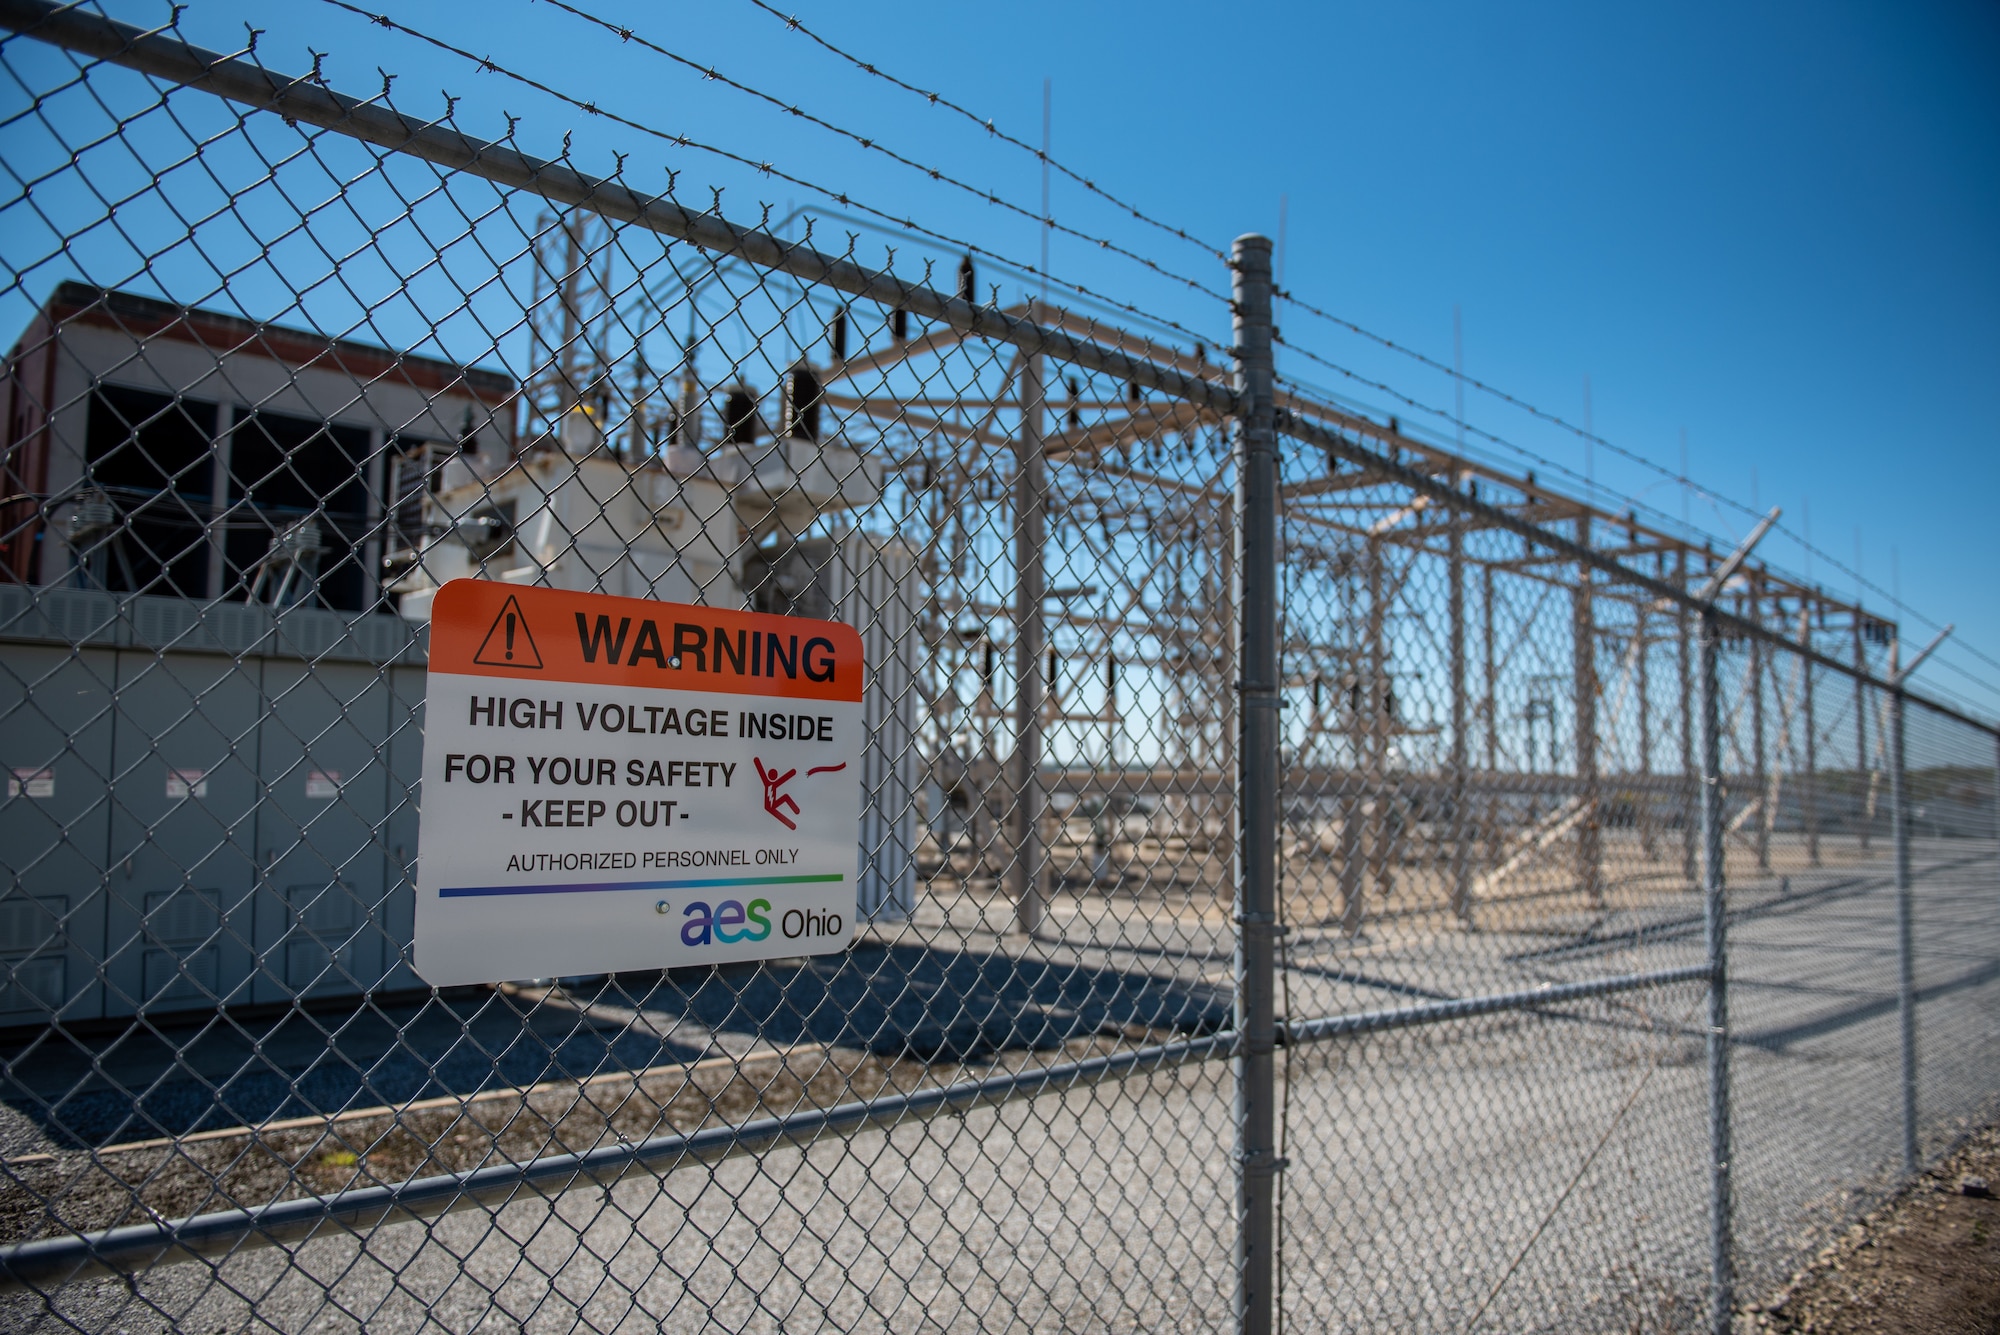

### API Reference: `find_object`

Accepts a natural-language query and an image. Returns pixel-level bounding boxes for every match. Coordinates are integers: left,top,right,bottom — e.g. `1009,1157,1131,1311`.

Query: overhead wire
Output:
1277,287,1993,683
1278,285,1745,511
1277,352,2000,719
324,0,2000,709
734,0,1228,265
313,0,1224,347
759,201,1212,350
1273,342,1678,531
525,0,1229,306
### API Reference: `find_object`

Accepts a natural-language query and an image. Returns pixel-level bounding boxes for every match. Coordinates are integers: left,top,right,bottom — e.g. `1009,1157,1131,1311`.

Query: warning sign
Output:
413,579,863,985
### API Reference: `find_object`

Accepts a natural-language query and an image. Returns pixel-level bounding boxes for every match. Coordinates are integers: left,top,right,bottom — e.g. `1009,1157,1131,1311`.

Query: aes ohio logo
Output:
412,580,863,985
669,896,845,947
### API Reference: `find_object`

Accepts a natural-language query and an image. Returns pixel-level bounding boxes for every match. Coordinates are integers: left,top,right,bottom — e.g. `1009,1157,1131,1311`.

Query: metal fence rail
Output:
0,4,1994,1332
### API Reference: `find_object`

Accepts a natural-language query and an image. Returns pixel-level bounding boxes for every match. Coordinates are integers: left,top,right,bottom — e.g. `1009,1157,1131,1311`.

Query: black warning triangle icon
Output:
472,594,544,669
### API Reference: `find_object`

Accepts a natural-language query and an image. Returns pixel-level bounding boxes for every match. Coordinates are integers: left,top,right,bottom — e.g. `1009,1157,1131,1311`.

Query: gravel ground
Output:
0,837,1991,1332
1749,1124,2000,1334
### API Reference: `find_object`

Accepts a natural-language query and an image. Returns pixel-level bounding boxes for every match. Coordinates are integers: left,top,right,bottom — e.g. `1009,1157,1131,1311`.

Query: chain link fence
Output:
0,5,1994,1331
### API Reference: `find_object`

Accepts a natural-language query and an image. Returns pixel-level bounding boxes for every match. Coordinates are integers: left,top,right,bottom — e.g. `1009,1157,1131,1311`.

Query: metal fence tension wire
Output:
1230,233,1281,1335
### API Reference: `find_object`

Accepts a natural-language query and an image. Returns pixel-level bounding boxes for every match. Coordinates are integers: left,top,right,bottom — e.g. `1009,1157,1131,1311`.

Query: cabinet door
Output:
253,659,390,1004
103,649,261,1018
0,645,114,1024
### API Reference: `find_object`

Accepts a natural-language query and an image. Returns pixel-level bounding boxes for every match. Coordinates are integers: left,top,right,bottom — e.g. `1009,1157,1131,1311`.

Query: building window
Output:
81,386,218,597
224,409,372,612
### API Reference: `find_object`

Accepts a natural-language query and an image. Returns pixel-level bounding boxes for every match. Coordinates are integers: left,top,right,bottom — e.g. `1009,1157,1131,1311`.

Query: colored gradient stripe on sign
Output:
439,873,845,899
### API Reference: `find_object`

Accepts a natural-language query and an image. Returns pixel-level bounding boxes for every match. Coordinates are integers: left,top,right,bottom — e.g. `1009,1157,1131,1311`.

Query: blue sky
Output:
13,0,2000,715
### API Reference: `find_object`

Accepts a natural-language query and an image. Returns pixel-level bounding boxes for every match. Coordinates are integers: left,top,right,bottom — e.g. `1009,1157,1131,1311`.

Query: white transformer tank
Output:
743,534,920,923
398,407,919,923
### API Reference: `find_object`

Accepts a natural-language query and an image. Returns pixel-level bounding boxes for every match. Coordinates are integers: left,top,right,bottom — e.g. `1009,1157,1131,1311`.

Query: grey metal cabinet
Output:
104,649,262,1015
251,659,392,1004
0,645,115,1024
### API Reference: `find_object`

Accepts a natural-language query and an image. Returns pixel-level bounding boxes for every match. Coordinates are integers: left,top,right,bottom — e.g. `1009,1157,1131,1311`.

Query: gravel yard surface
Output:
1750,1124,2000,1335
0,839,1991,1332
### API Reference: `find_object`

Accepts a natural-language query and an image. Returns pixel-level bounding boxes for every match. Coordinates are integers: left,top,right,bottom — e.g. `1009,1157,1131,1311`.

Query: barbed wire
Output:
267,2,2000,706
311,0,1224,348
692,0,2000,703
760,200,1212,350
389,0,1996,698
733,0,1228,266
520,0,1230,306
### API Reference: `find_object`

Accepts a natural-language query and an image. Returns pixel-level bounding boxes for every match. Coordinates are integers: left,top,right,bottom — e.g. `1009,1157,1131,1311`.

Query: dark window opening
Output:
82,386,218,597
224,409,372,612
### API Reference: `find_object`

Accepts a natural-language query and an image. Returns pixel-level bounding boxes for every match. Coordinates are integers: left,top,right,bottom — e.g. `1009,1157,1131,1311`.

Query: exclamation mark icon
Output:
473,593,541,669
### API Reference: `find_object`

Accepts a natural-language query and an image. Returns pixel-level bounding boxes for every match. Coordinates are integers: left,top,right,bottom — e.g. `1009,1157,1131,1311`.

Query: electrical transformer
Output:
0,286,919,1027
394,397,920,927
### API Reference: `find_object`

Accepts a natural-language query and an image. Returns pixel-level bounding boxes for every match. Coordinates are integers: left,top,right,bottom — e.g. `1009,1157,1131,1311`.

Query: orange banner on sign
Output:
428,580,864,703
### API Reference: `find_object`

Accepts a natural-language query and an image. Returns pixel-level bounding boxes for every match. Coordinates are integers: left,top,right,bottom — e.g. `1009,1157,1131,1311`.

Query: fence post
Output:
1449,514,1470,921
1890,672,1918,1174
1575,516,1602,904
1011,315,1048,937
1800,604,1820,868
1750,573,1771,873
1854,621,1871,852
1697,604,1734,1335
1679,551,1697,887
1229,232,1280,1335
1363,532,1390,918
